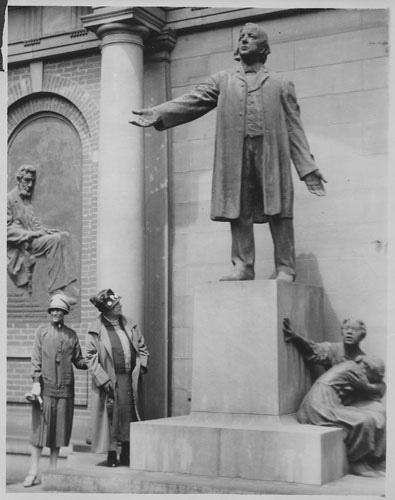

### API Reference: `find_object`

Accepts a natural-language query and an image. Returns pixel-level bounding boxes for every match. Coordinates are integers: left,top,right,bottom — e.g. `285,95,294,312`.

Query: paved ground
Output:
7,480,46,494
6,445,386,496
6,462,386,496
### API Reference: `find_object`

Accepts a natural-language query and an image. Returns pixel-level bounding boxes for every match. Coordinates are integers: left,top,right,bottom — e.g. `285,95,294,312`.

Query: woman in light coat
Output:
86,289,149,467
23,293,87,487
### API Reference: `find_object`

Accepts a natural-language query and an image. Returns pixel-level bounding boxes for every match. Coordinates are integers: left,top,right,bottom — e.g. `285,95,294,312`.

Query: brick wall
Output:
7,52,101,417
44,53,101,104
7,63,30,84
167,9,389,415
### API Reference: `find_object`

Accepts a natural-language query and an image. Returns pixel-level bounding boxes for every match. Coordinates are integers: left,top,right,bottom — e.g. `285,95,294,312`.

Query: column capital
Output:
95,22,150,48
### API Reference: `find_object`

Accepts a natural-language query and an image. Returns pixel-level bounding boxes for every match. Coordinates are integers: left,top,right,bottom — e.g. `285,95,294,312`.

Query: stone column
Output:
95,22,149,322
142,29,176,419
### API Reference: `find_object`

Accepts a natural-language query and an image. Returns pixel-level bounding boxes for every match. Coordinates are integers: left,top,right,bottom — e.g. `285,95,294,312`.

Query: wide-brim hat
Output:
90,288,121,312
48,293,76,314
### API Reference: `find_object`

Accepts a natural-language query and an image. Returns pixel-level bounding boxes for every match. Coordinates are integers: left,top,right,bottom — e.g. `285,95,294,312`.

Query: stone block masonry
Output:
130,281,346,486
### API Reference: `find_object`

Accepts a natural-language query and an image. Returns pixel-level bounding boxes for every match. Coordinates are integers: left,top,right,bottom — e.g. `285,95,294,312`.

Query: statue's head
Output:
340,319,367,345
234,23,271,64
16,164,37,199
358,354,385,383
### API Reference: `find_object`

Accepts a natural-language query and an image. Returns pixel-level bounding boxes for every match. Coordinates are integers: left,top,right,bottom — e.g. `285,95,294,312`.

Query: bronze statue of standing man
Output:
131,23,327,282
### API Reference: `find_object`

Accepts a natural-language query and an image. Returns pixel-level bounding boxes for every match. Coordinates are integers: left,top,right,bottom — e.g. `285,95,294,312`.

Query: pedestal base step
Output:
130,414,347,485
41,465,385,496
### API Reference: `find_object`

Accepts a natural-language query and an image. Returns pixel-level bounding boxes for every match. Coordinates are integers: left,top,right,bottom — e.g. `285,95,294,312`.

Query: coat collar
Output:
234,64,270,90
89,313,137,334
89,314,139,359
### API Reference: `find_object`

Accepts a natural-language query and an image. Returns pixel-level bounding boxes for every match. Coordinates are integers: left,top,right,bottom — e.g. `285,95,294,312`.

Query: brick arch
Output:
8,93,91,151
7,84,99,324
8,73,99,147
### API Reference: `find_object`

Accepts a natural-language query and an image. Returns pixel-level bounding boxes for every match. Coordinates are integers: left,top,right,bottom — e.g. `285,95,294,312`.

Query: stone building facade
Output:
7,6,389,440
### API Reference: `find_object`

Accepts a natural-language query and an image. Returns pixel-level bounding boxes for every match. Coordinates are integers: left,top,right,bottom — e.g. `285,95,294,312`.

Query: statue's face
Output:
18,172,36,198
341,321,366,345
238,25,267,59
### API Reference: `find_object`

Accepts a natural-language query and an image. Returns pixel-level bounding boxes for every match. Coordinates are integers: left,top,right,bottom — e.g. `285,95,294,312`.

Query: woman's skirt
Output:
30,395,74,448
111,373,136,443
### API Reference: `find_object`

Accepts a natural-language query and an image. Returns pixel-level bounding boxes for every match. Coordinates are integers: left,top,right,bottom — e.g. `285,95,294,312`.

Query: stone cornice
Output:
8,29,101,65
7,8,318,67
81,7,166,36
165,7,323,33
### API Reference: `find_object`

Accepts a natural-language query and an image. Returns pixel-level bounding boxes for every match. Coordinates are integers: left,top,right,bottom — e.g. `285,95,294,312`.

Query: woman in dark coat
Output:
23,293,87,487
86,289,149,467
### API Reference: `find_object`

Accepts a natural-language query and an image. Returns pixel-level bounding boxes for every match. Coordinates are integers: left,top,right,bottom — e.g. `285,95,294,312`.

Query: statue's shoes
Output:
276,271,295,282
219,269,255,281
367,458,386,474
349,460,382,477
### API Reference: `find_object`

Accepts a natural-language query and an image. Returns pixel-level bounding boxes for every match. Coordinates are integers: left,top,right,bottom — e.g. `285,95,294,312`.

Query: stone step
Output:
41,465,385,495
67,451,106,467
129,414,346,485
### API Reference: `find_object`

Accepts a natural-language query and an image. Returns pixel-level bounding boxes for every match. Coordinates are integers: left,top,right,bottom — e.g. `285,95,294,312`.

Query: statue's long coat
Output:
154,65,317,222
7,186,42,286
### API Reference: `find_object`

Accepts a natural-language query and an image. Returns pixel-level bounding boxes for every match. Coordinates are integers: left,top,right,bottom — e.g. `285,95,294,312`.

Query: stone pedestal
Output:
192,280,324,415
130,281,346,486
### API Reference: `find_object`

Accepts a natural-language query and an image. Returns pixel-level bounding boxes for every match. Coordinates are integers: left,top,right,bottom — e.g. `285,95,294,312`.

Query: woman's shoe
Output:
23,474,40,487
107,450,118,467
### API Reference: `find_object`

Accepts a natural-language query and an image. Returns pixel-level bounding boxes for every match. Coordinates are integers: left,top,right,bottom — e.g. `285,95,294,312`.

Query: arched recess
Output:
7,90,98,323
8,73,99,136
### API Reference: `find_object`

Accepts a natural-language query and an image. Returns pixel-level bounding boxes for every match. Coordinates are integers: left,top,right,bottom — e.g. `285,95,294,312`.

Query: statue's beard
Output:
18,188,32,199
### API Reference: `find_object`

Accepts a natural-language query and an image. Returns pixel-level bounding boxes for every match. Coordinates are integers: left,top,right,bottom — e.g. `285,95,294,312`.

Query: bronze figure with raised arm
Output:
131,23,327,282
283,317,386,476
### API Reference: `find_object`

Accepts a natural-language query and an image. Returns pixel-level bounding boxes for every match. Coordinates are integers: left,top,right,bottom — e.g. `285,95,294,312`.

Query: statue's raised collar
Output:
241,61,265,74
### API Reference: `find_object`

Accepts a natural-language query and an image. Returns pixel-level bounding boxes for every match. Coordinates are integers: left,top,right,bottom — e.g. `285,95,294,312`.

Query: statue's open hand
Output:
283,317,296,342
304,169,327,196
129,109,160,127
